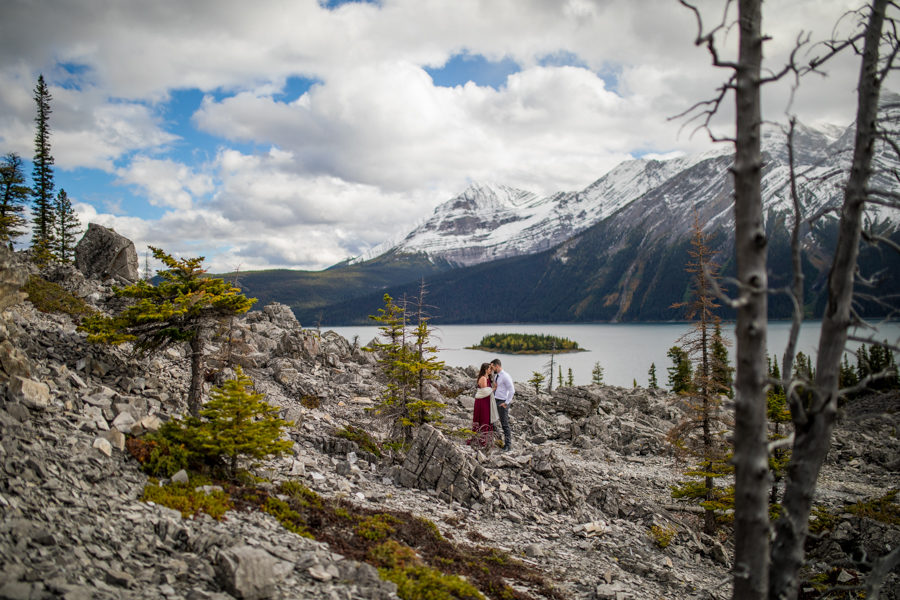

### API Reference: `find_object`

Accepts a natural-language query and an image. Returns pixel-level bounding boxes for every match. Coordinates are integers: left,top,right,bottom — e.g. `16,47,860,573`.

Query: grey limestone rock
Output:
74,223,139,283
0,245,27,311
6,376,50,409
396,424,485,505
215,545,281,600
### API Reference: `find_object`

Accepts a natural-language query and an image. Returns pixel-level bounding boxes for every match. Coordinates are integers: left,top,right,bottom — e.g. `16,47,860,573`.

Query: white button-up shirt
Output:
494,370,515,405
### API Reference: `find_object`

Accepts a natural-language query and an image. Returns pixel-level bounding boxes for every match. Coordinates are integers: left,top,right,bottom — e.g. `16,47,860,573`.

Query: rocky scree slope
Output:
1,250,898,599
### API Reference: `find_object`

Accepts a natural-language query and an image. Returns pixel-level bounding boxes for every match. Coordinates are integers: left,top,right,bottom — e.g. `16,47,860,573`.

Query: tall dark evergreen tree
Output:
31,74,55,260
54,189,81,262
0,152,29,248
647,362,659,389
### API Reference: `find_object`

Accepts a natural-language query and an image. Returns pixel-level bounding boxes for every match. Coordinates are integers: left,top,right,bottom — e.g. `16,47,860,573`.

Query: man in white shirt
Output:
491,358,514,452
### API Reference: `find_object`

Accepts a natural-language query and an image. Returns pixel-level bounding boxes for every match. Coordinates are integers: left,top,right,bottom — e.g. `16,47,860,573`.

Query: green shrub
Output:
131,368,293,480
809,504,839,534
279,480,323,510
24,275,94,317
379,564,485,600
356,514,400,541
127,435,193,477
263,496,313,538
649,524,677,549
416,517,444,542
846,489,899,524
299,395,320,409
369,540,418,569
140,477,232,520
335,425,382,457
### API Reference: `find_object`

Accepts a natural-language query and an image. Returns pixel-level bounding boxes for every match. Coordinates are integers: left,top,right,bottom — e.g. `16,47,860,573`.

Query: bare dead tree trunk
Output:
188,333,205,417
731,1,771,599
769,2,889,598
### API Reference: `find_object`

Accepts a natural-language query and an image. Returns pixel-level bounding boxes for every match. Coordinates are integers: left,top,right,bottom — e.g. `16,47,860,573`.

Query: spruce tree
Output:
528,371,545,394
667,214,733,533
566,367,574,387
191,367,292,479
0,153,29,248
710,322,733,398
592,361,604,385
666,346,693,393
839,353,859,394
766,355,791,507
80,247,256,416
54,189,81,262
366,292,445,443
408,280,445,428
648,363,658,389
31,74,55,260
856,344,870,381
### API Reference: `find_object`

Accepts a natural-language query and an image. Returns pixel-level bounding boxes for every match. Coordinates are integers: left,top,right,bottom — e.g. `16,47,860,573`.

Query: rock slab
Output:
74,223,139,282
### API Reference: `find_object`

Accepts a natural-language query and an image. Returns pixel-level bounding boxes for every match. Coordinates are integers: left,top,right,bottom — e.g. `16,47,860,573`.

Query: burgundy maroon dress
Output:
468,383,494,448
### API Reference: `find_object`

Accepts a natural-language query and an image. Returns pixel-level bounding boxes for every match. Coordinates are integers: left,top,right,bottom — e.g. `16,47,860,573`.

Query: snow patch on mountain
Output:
353,115,898,268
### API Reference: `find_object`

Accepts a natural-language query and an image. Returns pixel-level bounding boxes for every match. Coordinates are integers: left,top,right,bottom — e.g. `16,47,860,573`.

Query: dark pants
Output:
496,399,511,449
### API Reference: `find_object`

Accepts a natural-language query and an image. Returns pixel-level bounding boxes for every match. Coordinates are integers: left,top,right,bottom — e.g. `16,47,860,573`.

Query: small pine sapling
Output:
528,371,545,395
592,361,604,385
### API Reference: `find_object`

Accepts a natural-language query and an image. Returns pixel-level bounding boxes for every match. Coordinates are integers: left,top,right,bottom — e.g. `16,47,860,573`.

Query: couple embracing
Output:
470,358,514,452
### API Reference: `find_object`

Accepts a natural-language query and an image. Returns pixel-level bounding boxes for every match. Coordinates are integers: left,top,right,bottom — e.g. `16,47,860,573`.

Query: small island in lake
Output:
467,333,586,354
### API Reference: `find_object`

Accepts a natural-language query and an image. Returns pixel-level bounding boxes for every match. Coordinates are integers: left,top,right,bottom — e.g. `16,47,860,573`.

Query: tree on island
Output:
0,153,29,249
470,332,582,354
30,74,55,262
80,247,256,417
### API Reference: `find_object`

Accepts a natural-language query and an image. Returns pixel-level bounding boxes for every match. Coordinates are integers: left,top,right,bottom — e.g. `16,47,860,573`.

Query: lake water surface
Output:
329,321,900,388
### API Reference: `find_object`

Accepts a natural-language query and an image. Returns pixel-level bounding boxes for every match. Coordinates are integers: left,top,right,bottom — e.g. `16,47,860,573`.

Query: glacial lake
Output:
329,321,900,389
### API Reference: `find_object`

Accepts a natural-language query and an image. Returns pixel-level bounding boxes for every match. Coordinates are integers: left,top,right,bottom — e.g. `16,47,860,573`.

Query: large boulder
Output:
0,245,27,311
74,223,139,283
396,424,486,505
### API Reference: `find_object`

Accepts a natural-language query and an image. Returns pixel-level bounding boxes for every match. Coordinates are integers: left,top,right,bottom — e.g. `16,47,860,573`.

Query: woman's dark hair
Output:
478,363,492,379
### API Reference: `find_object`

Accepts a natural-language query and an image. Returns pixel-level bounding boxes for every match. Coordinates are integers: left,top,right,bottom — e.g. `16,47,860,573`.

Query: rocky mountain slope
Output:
1,243,898,599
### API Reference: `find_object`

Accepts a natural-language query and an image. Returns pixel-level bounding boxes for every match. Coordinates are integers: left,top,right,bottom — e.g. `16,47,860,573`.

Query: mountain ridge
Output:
231,112,899,325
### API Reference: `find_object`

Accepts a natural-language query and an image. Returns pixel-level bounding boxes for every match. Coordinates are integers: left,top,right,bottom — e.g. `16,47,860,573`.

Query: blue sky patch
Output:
538,51,587,69
275,76,320,103
426,52,520,89
54,62,93,91
320,0,380,9
61,166,166,221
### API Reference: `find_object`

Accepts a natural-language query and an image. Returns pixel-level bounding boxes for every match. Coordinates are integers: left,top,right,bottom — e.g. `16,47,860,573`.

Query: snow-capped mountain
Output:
236,99,899,325
362,148,731,267
361,110,897,270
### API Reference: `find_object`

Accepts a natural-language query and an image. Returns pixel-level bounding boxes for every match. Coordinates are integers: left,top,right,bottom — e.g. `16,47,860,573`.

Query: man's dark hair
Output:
491,358,502,367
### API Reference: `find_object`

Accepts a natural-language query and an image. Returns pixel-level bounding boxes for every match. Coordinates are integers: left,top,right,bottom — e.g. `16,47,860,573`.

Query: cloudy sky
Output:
0,0,876,272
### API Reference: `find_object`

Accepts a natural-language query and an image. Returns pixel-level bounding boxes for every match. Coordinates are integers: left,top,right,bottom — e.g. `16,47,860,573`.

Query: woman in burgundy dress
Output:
468,362,494,448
